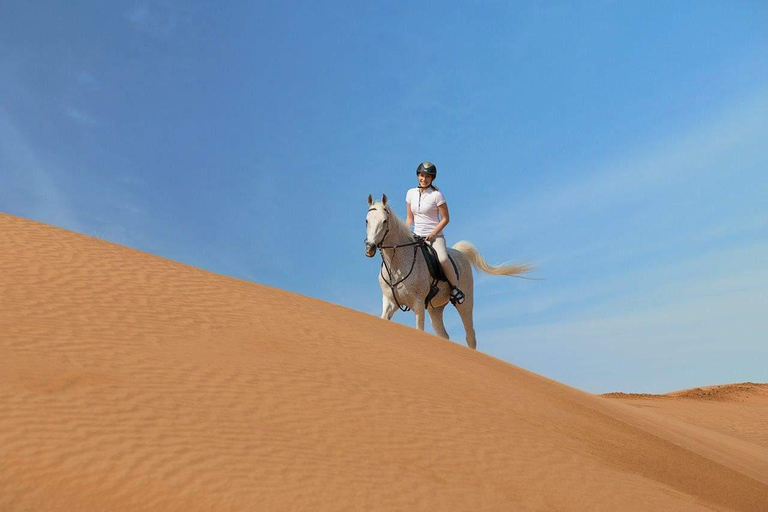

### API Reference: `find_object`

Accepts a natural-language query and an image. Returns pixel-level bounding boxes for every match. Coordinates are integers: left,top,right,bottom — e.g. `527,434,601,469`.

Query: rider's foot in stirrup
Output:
450,287,465,305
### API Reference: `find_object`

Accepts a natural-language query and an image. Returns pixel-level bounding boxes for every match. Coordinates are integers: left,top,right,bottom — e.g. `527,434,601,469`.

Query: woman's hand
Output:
425,230,439,242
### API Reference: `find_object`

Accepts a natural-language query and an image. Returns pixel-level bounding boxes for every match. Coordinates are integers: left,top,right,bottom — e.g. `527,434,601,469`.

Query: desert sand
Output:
1,212,766,511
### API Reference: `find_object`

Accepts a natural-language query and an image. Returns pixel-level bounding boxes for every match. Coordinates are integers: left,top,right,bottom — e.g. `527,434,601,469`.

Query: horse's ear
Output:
367,194,373,206
382,194,388,205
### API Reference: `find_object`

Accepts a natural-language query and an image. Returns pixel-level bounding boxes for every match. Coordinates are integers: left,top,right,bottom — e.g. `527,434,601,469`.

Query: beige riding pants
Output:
427,235,459,288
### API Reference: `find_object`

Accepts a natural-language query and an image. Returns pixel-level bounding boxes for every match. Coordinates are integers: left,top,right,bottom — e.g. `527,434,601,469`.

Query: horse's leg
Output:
381,295,397,321
412,302,426,331
428,304,449,339
456,297,477,350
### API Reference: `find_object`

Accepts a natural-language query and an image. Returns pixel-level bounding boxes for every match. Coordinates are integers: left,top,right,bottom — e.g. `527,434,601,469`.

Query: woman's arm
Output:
406,202,414,230
426,203,450,241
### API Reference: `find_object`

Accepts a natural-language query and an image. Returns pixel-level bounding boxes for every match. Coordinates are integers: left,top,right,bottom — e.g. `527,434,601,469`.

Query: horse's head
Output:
365,194,389,257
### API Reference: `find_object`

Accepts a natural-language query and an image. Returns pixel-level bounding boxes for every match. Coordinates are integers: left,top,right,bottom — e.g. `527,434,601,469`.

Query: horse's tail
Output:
452,241,534,277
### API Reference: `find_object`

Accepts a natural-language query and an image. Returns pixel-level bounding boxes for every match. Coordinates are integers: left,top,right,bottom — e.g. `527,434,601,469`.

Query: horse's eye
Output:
365,220,368,225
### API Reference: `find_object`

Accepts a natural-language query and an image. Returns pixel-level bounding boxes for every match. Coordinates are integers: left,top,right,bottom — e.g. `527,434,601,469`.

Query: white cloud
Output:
126,3,177,37
128,5,150,25
473,214,768,323
488,283,768,394
451,91,768,392
75,71,101,90
65,106,100,126
481,241,768,393
466,89,768,242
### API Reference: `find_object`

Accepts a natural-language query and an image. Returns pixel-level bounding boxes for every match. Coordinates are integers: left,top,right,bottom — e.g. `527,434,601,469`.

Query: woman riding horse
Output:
405,162,465,305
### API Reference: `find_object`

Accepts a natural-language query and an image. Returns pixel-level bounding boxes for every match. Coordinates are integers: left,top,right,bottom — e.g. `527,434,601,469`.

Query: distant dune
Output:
1,213,766,511
604,382,768,402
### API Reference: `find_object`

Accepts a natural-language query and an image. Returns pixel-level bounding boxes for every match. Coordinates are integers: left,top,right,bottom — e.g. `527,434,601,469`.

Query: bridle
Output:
366,207,424,312
366,207,389,249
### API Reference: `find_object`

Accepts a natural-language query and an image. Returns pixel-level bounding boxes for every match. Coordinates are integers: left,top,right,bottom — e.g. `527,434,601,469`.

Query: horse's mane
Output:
372,202,412,242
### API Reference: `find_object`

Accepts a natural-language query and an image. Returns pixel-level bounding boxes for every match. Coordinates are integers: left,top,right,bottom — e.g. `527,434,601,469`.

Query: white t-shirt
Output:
406,187,446,236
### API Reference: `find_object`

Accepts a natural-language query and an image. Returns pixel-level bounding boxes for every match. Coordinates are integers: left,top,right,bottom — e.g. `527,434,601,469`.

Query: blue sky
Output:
1,1,766,393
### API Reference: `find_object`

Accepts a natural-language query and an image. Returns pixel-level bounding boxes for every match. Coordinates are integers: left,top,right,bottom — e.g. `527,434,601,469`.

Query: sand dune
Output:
1,213,766,511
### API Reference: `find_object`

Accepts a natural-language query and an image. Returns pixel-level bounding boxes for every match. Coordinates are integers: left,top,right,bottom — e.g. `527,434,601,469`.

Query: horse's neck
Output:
381,226,415,271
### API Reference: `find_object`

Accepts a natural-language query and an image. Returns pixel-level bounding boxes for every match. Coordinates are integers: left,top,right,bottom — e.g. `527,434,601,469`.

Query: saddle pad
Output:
420,242,445,282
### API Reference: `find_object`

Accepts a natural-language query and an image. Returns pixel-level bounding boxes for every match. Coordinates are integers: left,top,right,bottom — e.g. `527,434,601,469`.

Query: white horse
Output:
365,194,532,349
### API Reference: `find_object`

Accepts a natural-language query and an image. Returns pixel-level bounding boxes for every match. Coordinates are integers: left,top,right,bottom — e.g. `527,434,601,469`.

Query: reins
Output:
378,239,422,249
379,244,419,312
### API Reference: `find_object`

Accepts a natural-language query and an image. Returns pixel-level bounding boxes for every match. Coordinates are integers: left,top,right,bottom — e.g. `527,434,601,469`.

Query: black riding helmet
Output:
416,161,437,179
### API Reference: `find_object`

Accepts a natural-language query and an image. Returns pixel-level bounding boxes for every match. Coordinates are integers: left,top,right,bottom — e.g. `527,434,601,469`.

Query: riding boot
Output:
450,286,465,305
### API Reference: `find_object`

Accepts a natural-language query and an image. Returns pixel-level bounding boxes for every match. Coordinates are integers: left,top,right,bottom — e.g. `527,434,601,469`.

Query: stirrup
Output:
450,287,465,305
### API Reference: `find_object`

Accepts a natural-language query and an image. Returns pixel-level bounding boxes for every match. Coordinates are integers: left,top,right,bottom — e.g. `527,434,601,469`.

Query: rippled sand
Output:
1,213,766,511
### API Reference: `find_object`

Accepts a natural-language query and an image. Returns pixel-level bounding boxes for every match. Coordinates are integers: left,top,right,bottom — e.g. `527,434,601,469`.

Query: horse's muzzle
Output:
365,242,377,257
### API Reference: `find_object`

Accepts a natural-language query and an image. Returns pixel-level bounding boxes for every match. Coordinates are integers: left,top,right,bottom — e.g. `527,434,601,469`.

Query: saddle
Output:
419,239,460,308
